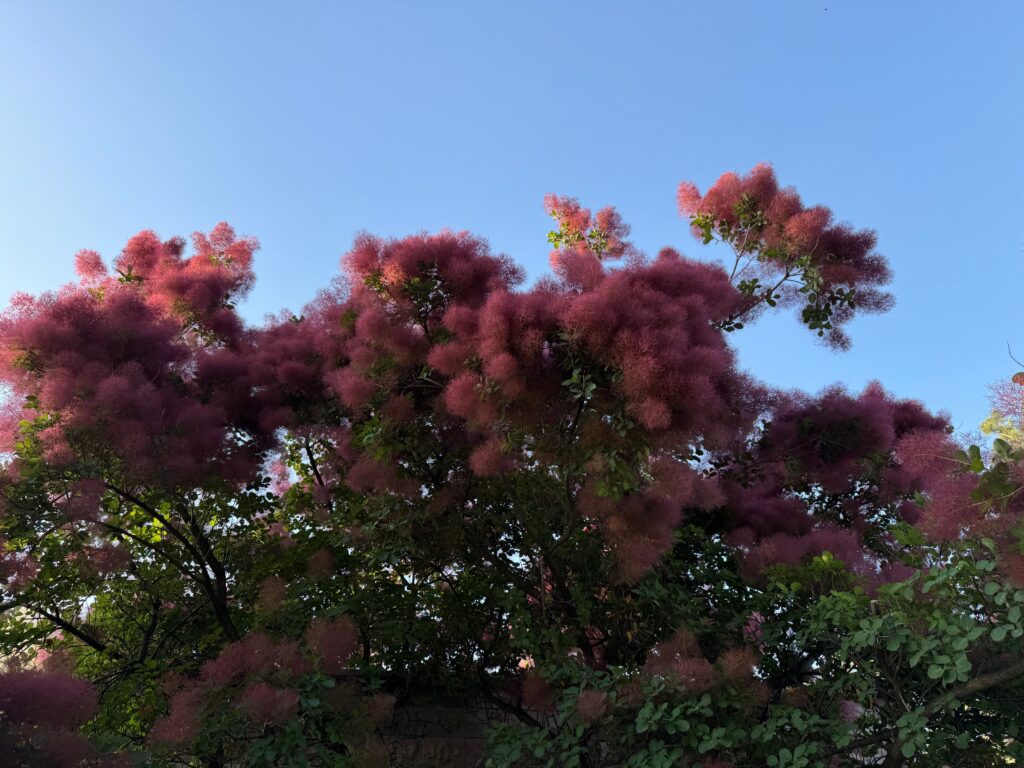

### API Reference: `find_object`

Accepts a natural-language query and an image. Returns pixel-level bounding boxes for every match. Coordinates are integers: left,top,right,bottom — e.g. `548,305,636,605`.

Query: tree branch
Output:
32,605,119,658
924,654,1024,717
105,484,205,566
137,599,161,663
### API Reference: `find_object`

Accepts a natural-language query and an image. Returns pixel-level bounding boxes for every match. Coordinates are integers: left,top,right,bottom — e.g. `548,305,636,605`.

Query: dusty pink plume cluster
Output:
0,175,977,593
678,163,893,349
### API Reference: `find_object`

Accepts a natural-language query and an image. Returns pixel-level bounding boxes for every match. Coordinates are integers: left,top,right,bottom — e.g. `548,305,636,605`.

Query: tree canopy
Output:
1,164,1023,767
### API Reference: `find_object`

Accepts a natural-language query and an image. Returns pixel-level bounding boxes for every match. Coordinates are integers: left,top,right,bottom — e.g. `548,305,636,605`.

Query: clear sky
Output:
0,1,1021,432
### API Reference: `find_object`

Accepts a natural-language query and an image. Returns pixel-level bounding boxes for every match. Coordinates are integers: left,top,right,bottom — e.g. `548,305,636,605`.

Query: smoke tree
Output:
1,165,1023,767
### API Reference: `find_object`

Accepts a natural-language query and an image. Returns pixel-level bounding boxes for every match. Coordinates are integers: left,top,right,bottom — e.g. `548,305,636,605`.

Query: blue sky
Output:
0,1,1021,431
